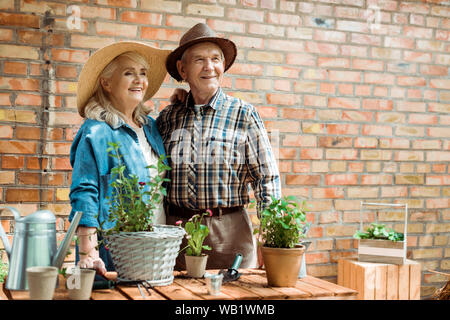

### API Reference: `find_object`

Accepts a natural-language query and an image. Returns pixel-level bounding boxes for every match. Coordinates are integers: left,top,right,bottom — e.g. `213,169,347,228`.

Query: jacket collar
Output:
186,88,224,112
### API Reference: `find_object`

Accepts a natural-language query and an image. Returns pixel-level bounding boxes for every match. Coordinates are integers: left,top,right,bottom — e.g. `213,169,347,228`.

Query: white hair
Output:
84,51,151,127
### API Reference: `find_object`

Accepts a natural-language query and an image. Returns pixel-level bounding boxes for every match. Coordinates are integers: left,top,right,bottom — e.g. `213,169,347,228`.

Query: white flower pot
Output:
26,266,58,300
185,254,208,278
66,268,96,300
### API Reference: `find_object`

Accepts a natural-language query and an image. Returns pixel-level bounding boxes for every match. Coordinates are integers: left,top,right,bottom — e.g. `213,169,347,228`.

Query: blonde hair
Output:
84,51,151,127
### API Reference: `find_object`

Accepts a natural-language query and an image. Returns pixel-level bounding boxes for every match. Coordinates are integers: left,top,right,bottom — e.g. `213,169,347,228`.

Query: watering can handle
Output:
0,206,22,258
52,211,83,269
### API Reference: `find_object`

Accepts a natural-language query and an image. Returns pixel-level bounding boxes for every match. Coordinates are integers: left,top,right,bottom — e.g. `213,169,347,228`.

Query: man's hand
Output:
169,88,188,104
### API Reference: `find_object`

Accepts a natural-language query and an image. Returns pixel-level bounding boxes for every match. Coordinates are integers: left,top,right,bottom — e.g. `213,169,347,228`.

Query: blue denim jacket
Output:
68,116,167,271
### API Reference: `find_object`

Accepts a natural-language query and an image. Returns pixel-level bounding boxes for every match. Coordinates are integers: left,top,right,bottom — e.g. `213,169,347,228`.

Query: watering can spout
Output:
52,211,83,270
0,207,22,259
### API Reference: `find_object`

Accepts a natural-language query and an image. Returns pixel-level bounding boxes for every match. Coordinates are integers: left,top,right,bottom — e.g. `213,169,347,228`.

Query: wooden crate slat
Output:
386,264,399,300
398,264,410,300
375,265,387,300
409,262,421,300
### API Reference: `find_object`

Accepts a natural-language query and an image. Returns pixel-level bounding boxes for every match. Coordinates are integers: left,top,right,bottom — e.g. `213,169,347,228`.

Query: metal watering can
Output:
0,207,82,290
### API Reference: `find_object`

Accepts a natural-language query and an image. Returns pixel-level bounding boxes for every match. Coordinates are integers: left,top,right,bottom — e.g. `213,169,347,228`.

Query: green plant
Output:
0,259,8,283
252,195,311,249
177,210,212,256
101,142,171,234
353,223,404,242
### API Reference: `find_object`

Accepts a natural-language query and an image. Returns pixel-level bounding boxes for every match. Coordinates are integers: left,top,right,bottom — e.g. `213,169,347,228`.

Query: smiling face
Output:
176,42,225,105
100,55,149,115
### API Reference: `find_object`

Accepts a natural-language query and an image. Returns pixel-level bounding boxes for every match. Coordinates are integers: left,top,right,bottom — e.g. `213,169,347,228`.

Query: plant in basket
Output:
251,195,311,287
176,210,212,278
99,142,185,286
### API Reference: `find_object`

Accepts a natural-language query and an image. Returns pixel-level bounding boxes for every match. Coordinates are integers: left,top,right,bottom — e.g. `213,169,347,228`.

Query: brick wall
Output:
0,0,449,298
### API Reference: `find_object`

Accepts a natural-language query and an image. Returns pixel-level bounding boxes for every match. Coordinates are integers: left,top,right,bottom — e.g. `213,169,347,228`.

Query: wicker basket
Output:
105,224,185,286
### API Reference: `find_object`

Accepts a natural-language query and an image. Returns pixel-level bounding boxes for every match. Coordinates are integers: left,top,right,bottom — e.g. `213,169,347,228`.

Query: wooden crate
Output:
338,258,421,300
358,202,408,265
358,239,406,264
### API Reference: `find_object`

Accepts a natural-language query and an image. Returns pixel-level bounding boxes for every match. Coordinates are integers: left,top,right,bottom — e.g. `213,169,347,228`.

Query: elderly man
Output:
157,23,281,269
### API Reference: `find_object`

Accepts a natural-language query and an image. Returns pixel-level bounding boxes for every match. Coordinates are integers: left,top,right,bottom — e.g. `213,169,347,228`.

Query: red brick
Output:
227,63,263,76
0,77,39,91
15,93,42,106
327,124,359,135
15,127,40,140
51,49,90,63
397,76,426,86
325,174,358,185
318,137,352,148
3,61,27,75
329,70,361,82
362,99,393,110
227,8,264,22
305,41,339,55
18,172,40,185
52,157,72,171
2,156,24,169
266,93,300,106
286,175,321,185
17,30,43,45
328,97,360,110
318,57,349,68
0,141,37,154
403,51,432,63
281,108,316,119
0,12,39,28
95,0,136,8
352,59,384,71
300,148,323,160
96,22,137,37
55,65,78,79
6,188,40,202
362,125,393,136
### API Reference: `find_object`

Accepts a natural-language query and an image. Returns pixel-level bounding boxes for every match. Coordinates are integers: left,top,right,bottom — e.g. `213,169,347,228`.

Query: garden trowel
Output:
219,253,243,282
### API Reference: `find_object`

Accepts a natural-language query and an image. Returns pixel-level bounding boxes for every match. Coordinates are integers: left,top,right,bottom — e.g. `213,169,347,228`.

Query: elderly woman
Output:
68,42,170,275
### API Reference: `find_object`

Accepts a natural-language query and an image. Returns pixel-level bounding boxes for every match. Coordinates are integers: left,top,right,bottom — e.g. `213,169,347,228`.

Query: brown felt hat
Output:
77,41,171,118
166,23,237,82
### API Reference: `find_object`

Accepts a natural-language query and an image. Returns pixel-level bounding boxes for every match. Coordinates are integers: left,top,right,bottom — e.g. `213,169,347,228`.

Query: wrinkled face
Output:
176,42,225,103
101,55,148,111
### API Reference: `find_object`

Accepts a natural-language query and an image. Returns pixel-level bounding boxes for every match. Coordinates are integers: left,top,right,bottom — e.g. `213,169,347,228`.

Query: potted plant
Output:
252,195,311,287
100,142,185,286
353,223,406,264
176,210,212,278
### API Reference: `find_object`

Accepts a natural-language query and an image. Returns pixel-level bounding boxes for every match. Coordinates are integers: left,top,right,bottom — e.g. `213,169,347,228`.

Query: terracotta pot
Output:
185,254,208,278
262,244,305,287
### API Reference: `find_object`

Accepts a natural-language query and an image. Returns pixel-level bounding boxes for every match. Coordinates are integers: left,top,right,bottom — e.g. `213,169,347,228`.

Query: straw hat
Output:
165,23,237,82
77,41,171,118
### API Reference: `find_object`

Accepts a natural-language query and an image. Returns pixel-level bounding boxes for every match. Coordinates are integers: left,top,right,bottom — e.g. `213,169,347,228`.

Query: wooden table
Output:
3,268,357,300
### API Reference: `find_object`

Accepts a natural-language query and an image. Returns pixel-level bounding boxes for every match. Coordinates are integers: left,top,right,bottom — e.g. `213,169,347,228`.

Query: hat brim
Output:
165,37,237,82
77,41,171,117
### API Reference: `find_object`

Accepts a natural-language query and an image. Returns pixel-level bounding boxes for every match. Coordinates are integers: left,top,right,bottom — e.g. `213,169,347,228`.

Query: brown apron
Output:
166,207,257,270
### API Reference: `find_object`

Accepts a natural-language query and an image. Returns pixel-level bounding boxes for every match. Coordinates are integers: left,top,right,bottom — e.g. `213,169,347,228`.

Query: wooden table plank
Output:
90,288,128,300
242,274,311,300
301,276,357,297
173,277,233,300
153,281,203,300
117,285,167,300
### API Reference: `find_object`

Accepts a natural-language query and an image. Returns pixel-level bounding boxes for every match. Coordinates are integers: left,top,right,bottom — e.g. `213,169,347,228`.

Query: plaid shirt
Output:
156,88,281,212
